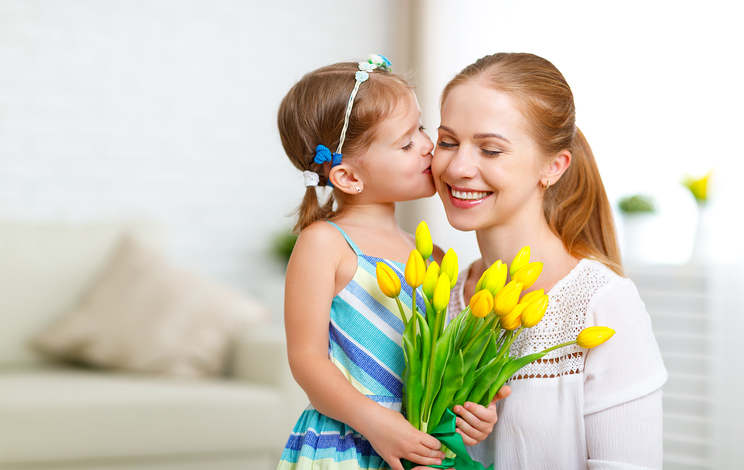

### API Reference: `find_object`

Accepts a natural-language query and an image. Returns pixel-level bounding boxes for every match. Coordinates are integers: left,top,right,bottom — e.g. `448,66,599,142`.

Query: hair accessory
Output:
303,171,320,187
308,55,392,190
335,54,392,159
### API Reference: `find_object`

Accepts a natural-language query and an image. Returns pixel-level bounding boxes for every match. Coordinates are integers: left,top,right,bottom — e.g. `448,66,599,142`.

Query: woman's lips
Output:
447,184,492,208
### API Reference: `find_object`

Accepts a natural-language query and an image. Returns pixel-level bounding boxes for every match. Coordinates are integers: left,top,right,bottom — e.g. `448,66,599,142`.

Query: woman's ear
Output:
542,150,572,187
328,164,363,195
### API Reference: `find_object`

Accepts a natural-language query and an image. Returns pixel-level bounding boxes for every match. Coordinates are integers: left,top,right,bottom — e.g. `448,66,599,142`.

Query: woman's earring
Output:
356,187,362,194
542,180,551,190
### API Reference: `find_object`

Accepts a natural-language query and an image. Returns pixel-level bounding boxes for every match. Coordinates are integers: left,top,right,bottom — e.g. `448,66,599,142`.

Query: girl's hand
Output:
362,407,446,470
453,385,512,446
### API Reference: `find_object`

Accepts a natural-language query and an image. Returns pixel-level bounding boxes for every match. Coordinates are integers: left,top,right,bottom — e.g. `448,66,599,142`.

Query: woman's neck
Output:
474,213,578,293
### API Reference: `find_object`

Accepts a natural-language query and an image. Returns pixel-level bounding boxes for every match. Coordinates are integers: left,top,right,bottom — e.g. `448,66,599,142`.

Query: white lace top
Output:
449,259,668,470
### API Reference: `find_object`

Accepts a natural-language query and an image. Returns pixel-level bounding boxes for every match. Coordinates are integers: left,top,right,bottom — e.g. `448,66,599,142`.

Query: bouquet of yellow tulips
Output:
376,221,615,470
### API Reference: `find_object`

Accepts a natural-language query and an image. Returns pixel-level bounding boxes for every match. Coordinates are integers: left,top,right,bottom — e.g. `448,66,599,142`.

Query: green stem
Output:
539,339,578,355
395,297,408,328
494,327,523,363
411,288,417,339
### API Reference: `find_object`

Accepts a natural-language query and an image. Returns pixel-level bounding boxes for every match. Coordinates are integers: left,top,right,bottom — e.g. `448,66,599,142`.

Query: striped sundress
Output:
278,222,425,470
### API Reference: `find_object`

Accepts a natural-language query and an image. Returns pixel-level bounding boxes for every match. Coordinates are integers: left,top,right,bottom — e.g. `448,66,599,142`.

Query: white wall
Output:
0,0,407,316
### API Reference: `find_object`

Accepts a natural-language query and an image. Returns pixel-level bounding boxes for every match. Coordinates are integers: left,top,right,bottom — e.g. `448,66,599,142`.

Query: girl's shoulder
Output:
292,221,355,263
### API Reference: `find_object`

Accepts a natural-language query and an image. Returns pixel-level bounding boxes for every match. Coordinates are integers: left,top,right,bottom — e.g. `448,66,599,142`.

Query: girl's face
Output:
432,81,547,232
355,91,435,202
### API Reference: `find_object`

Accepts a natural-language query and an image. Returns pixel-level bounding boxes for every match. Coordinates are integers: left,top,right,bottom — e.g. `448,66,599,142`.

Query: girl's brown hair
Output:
441,53,623,275
278,62,413,233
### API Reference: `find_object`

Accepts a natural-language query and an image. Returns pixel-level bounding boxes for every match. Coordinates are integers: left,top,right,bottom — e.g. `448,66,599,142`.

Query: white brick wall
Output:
0,0,405,319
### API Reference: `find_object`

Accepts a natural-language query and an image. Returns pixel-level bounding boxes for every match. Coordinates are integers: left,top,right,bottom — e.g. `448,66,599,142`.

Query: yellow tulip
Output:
482,261,508,296
520,294,549,328
415,221,433,260
510,246,530,276
469,289,494,318
512,262,544,290
432,272,451,313
500,303,525,330
519,288,544,305
376,262,401,299
422,261,440,300
682,171,711,203
493,280,523,316
404,250,425,288
576,326,616,348
440,248,458,288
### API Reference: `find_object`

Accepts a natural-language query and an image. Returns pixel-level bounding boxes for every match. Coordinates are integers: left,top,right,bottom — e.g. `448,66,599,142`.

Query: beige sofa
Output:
0,221,307,470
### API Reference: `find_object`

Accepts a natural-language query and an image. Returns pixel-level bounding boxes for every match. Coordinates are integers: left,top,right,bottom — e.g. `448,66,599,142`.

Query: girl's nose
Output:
421,136,435,155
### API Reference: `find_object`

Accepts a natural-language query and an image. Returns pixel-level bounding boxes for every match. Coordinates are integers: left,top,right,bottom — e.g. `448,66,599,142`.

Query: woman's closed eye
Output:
437,141,457,149
482,148,502,157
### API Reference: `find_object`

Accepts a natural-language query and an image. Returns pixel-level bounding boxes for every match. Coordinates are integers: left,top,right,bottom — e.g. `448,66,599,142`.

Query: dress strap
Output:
326,221,363,256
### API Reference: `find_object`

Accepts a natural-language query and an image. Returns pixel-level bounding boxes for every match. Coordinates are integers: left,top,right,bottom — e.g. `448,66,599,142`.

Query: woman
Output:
432,53,667,469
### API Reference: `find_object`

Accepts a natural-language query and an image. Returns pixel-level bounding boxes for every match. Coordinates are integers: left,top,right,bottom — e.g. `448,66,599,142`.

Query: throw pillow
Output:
33,235,270,377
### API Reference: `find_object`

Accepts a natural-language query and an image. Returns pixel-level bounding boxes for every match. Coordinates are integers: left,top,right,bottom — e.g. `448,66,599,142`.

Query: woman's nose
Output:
445,147,477,179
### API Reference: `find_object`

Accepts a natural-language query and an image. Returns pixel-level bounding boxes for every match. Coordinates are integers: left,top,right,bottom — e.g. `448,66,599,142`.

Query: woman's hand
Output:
362,407,446,470
453,385,512,446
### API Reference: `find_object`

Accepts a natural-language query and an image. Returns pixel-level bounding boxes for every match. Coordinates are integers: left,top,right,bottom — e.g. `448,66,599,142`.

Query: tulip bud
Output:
415,221,433,260
500,303,525,330
404,249,425,288
422,261,440,300
576,326,615,349
440,248,459,288
510,246,530,277
469,289,494,318
519,288,544,305
483,261,508,296
493,280,523,316
432,272,451,313
512,262,543,290
376,262,401,299
520,294,549,328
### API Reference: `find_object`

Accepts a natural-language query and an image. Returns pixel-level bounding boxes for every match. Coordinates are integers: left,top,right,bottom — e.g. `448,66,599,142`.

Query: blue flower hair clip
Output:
312,144,342,188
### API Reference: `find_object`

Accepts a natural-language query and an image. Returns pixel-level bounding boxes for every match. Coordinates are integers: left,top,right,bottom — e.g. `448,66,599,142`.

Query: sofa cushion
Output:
33,235,269,377
0,367,286,465
0,221,163,367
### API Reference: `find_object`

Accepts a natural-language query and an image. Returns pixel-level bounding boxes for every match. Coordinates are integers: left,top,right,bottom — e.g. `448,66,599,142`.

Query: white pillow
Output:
33,235,270,377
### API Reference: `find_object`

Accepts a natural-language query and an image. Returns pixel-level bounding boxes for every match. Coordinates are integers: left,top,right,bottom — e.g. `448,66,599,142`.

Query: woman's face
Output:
432,81,547,232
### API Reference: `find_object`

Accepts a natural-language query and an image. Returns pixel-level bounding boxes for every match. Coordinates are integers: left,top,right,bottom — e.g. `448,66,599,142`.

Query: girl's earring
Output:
542,180,551,190
356,187,362,194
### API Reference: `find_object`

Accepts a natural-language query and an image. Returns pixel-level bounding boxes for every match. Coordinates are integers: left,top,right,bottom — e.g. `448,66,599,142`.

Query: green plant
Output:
271,229,298,265
618,194,656,214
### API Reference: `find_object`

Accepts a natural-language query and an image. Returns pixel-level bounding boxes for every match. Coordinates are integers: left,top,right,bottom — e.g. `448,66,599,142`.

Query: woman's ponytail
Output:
544,128,622,275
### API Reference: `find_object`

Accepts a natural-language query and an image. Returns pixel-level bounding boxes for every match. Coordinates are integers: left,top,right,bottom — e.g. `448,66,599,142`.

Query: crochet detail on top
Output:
450,259,617,380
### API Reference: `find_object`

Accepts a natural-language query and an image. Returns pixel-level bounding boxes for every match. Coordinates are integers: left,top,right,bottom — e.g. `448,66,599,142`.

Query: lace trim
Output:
449,259,619,380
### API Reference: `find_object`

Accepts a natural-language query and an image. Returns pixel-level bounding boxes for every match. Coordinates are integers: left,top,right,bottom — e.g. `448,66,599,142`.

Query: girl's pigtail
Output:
294,186,336,234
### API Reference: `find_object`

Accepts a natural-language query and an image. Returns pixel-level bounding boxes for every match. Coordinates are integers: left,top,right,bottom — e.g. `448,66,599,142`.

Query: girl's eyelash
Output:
402,141,414,151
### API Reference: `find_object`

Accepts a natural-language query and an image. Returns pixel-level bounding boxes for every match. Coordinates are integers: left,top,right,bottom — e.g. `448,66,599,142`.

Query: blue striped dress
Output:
278,222,425,470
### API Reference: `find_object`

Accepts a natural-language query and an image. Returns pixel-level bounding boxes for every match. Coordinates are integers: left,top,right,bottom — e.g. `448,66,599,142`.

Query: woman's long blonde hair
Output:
441,53,623,275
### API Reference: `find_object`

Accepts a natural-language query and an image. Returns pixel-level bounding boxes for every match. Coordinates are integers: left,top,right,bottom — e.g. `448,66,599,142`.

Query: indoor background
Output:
1,1,741,469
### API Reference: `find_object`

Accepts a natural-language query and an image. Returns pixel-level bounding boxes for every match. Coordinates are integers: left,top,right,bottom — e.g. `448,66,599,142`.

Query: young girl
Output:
433,53,667,469
276,55,502,470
